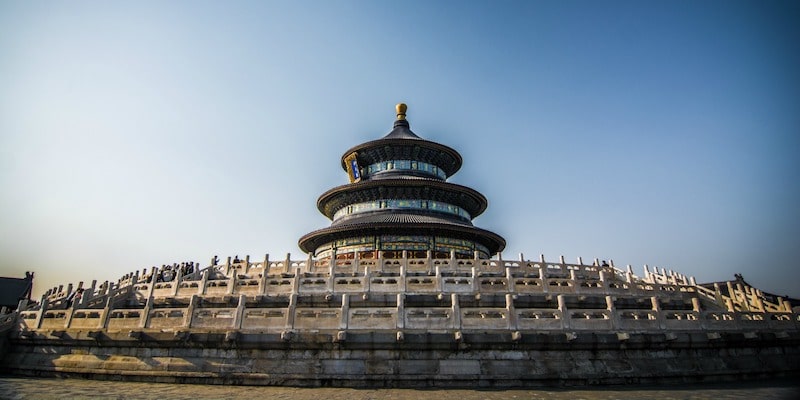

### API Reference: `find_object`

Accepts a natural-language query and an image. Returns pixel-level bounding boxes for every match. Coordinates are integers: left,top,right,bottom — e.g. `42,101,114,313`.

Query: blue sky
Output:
1,1,798,298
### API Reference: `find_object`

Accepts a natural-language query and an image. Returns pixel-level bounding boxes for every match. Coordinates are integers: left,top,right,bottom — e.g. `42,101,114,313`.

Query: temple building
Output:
299,104,505,260
1,104,798,387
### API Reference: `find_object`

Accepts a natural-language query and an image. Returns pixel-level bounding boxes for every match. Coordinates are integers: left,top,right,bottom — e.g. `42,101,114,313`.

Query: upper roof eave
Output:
339,137,463,176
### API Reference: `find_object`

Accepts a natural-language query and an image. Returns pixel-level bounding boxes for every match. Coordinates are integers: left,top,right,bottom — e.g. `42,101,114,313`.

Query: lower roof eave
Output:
297,223,506,255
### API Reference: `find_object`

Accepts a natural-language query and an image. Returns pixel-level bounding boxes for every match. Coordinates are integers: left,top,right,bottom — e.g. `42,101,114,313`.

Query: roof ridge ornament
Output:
396,103,407,121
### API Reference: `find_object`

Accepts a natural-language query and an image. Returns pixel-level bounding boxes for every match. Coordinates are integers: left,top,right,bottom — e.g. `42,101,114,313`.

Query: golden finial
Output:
396,103,407,120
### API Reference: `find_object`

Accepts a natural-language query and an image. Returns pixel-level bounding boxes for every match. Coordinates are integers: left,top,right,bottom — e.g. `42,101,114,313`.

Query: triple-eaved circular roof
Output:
299,104,505,256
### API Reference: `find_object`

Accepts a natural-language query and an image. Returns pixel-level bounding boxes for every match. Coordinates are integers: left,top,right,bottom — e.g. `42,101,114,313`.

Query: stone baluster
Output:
435,265,442,292
64,300,77,329
451,293,461,331
726,281,746,311
147,268,158,299
199,268,209,295
285,293,297,330
540,263,548,293
606,295,618,329
396,293,405,330
328,256,336,293
557,295,568,329
503,293,517,331
172,269,182,296
139,296,153,328
227,269,236,295
724,297,735,312
651,296,664,329
33,294,48,329
340,294,349,330
755,295,766,312
471,266,478,293
736,283,751,311
726,281,737,309
651,296,661,312
184,295,198,328
259,254,270,295
713,283,724,306
99,296,114,330
306,252,313,275
691,297,702,312
599,270,608,290
233,294,247,329
84,280,97,305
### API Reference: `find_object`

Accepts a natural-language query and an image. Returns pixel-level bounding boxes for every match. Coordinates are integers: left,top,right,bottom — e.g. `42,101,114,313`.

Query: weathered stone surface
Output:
4,253,800,387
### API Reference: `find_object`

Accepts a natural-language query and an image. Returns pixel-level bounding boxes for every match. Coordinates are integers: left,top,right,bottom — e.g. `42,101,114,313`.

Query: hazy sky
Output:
1,1,798,299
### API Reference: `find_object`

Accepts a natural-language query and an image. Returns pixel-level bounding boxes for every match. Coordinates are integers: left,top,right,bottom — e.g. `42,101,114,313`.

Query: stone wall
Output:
3,330,800,387
3,252,799,386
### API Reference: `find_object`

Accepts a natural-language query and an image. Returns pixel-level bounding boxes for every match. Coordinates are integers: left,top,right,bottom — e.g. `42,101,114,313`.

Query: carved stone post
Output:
506,293,518,331
233,294,247,330
340,294,349,330
184,295,198,328
451,293,460,331
258,254,270,295
396,293,405,330
557,295,568,329
285,293,297,330
139,296,153,329
34,294,48,329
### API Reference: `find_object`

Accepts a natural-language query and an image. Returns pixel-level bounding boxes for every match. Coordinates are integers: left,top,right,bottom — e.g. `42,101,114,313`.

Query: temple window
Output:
364,159,447,179
333,199,471,221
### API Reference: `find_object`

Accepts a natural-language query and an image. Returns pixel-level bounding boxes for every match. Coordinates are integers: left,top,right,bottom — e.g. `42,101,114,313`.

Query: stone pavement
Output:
0,376,798,400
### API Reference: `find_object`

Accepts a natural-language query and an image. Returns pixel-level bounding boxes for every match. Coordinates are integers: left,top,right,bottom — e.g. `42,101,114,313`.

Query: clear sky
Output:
1,1,798,299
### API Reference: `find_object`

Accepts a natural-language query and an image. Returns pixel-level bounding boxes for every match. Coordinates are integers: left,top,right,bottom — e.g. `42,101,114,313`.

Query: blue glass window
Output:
363,160,447,179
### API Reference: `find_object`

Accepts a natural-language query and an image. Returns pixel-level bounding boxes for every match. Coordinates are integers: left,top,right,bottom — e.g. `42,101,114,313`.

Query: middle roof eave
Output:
316,178,489,219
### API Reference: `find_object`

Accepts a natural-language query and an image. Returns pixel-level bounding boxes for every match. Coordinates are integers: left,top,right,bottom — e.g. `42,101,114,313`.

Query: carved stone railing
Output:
15,253,797,337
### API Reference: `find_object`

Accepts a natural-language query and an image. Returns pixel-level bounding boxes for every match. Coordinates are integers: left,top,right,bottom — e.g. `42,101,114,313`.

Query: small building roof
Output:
0,273,34,310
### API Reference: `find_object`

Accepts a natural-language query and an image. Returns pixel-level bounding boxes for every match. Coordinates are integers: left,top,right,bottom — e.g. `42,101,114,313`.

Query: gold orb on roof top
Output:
396,103,407,120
